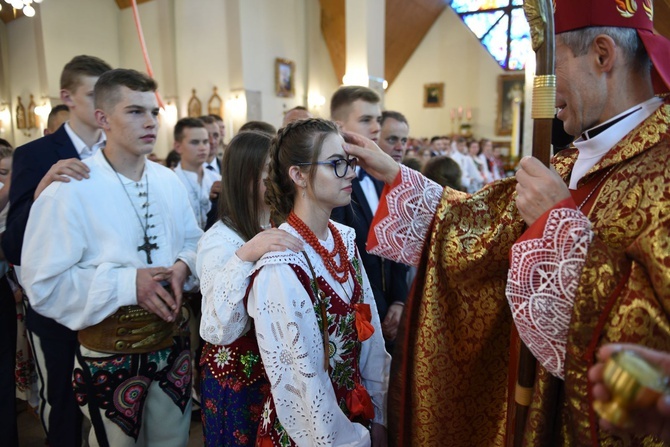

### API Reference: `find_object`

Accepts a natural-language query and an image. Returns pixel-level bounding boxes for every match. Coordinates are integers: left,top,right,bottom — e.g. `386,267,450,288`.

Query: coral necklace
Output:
287,212,349,283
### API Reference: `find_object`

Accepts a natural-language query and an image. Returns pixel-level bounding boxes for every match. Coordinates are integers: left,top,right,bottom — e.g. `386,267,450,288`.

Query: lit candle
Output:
457,106,463,119
466,108,472,121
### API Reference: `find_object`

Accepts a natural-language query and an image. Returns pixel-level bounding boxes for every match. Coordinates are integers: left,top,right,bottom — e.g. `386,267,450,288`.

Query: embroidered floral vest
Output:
256,260,370,447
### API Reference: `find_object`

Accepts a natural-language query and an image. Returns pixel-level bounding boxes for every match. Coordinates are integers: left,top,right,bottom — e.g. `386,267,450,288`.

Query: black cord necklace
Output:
102,150,158,264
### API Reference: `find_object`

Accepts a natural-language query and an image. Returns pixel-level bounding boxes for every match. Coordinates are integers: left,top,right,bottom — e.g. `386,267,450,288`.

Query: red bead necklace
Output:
287,212,350,283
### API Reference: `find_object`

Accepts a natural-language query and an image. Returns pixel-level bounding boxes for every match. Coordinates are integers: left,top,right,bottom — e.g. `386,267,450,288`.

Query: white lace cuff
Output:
506,208,593,379
369,165,443,266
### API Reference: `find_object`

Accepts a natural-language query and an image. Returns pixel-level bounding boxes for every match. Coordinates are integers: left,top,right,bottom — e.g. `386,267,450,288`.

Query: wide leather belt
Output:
78,305,180,354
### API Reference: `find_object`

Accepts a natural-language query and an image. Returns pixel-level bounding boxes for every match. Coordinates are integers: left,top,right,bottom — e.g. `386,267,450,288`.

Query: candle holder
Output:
593,350,670,428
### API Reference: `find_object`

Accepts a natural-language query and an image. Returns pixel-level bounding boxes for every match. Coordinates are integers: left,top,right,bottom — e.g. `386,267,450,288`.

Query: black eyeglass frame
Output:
296,157,358,178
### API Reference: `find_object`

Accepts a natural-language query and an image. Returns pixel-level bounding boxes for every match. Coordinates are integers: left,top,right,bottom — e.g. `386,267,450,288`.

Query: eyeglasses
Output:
297,157,358,178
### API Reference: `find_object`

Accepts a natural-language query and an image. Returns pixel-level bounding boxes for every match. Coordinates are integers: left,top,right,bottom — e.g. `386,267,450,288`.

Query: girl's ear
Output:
288,165,307,189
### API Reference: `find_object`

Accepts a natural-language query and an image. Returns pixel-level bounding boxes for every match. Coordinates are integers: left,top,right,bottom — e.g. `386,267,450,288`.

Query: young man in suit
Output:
3,54,112,447
330,86,409,345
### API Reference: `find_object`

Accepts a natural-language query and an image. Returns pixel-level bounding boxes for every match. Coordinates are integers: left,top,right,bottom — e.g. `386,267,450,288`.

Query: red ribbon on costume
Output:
354,303,374,341
346,382,375,421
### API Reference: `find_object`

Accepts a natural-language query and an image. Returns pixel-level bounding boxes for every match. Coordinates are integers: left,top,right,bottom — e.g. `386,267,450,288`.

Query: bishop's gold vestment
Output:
369,98,670,446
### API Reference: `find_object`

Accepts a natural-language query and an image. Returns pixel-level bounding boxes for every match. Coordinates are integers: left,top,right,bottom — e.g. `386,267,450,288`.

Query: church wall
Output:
385,8,507,143
2,0,521,153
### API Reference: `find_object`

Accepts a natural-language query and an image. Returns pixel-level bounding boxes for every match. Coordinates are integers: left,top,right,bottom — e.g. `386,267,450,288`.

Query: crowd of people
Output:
1,0,669,446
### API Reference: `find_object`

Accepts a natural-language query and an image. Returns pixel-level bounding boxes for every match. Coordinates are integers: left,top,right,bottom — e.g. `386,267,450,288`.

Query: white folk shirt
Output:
174,164,219,229
198,221,255,345
20,150,203,331
248,221,390,446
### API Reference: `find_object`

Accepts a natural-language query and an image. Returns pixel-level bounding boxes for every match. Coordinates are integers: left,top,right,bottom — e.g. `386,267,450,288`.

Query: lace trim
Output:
369,165,443,266
198,223,254,346
506,208,593,379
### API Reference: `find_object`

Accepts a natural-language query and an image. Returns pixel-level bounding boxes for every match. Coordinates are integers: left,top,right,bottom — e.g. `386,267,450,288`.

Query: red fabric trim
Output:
513,196,578,250
366,171,403,252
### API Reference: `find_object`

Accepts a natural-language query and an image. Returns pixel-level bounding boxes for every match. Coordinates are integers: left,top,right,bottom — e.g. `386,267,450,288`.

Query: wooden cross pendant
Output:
138,236,159,264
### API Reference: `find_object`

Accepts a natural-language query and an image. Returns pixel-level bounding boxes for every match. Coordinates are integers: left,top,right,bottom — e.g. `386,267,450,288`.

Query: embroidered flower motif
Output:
261,399,273,431
328,329,346,368
214,346,232,369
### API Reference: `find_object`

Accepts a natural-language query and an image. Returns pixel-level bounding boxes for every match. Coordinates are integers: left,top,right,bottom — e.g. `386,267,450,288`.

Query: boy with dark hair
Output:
198,115,222,174
44,104,69,136
172,117,218,229
22,68,202,446
3,54,112,447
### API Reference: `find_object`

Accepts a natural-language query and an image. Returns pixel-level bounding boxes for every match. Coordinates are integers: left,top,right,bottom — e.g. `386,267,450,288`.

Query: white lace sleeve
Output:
197,222,255,345
248,263,371,447
356,250,391,426
506,208,593,380
369,164,444,266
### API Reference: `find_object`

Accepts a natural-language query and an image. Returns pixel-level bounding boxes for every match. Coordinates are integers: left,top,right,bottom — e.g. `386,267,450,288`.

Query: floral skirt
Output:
200,363,270,446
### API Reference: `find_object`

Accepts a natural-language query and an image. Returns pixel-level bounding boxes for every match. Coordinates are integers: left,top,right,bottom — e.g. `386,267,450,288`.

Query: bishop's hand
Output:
515,156,570,226
342,131,400,185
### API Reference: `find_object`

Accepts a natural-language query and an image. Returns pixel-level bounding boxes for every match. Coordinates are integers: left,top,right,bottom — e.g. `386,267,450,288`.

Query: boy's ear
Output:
60,89,74,107
94,109,108,130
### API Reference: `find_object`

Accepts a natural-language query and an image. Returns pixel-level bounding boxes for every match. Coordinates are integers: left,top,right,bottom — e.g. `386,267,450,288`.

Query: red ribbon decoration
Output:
346,382,375,421
354,303,374,341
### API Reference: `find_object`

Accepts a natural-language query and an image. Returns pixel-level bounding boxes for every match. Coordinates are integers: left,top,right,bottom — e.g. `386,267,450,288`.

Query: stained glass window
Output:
450,0,531,70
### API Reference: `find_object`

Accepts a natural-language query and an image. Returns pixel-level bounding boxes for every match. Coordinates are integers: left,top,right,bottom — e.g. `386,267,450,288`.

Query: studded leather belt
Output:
78,305,182,354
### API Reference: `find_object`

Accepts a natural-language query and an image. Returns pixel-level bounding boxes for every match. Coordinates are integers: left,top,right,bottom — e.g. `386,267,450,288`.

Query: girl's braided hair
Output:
265,118,340,226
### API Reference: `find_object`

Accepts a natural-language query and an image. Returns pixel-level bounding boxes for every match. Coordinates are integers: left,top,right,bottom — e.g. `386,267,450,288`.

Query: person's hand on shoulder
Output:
236,228,303,262
34,158,90,199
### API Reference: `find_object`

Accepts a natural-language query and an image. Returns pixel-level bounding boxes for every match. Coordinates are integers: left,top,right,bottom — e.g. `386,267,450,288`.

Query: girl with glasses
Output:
249,118,390,446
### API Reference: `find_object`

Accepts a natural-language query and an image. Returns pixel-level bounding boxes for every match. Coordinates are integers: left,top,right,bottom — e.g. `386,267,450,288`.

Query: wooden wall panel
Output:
384,0,446,87
655,0,670,39
320,0,346,85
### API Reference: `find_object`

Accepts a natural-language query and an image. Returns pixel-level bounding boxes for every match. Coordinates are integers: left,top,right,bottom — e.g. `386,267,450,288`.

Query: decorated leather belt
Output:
78,305,181,354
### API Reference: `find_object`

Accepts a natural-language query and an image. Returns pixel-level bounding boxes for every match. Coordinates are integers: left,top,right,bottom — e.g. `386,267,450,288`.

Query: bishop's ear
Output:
592,34,617,73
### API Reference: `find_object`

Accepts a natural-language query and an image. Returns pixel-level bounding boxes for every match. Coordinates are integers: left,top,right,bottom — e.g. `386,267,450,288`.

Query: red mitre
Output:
554,0,670,93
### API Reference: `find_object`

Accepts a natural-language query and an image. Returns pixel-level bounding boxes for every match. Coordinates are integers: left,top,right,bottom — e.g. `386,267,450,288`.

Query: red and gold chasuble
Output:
382,98,670,446
256,261,374,447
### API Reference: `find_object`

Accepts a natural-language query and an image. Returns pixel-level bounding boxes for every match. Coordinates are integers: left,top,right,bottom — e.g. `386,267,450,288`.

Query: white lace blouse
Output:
248,221,391,447
197,220,256,345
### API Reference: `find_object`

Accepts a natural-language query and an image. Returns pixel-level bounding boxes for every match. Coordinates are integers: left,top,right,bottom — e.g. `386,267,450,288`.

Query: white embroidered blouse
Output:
248,221,390,447
197,220,256,346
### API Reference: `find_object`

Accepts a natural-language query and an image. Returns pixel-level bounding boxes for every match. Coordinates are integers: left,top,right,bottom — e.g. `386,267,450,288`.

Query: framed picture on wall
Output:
496,73,525,136
275,58,295,98
423,83,444,108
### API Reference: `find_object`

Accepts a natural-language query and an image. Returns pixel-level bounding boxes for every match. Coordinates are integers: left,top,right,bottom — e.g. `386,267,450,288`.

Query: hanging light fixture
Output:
2,0,44,18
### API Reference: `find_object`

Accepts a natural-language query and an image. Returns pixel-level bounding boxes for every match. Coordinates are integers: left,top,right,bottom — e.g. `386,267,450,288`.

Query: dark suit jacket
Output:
3,125,79,339
331,172,409,321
